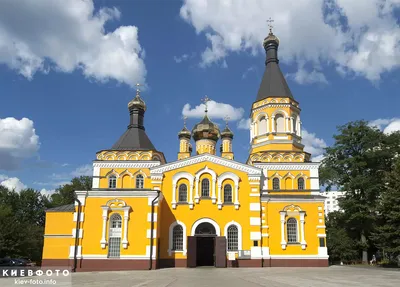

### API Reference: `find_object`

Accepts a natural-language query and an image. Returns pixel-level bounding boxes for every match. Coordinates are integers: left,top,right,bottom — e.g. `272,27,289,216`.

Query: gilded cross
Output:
183,116,188,128
224,115,230,126
135,83,143,96
201,95,211,112
266,17,274,33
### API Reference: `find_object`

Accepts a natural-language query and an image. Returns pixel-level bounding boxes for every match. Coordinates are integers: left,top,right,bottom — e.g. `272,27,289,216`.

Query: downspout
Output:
149,190,161,270
73,198,81,272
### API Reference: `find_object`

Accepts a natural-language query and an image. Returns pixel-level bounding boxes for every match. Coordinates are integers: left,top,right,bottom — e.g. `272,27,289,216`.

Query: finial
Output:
201,95,211,113
224,115,230,127
266,17,274,34
183,116,188,128
135,83,143,96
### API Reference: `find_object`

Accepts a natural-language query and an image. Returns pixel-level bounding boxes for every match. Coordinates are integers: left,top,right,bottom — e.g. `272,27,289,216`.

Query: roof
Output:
111,127,156,150
255,32,294,102
46,204,75,212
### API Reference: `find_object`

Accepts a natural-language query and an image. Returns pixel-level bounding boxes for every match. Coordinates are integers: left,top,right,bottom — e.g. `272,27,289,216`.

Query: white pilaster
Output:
290,117,294,133
300,211,307,250
100,206,109,249
217,183,222,210
271,116,276,133
172,183,177,209
92,166,100,188
195,178,200,203
211,179,216,204
280,211,287,249
189,183,194,209
122,207,130,249
266,117,270,133
234,184,239,210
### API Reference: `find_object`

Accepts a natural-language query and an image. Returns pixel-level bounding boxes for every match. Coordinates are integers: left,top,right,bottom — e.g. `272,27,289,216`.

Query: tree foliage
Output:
321,121,400,263
0,176,92,263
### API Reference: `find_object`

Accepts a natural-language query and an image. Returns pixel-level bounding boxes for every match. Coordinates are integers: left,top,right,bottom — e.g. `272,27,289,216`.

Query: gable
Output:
150,153,261,176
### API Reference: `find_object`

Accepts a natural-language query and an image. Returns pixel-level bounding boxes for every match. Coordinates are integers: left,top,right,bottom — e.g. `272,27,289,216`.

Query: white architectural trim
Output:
92,166,100,188
69,246,82,259
217,172,240,209
255,163,320,170
270,255,329,259
223,221,242,251
73,212,84,222
168,220,187,256
250,217,261,226
75,190,87,206
191,218,221,236
151,153,261,175
172,171,194,208
249,203,261,211
195,166,217,203
250,231,261,240
93,161,161,168
44,234,72,238
72,228,83,239
87,190,158,198
317,233,327,237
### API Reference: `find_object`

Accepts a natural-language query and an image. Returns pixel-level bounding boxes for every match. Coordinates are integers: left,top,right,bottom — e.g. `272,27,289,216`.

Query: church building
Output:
42,29,328,271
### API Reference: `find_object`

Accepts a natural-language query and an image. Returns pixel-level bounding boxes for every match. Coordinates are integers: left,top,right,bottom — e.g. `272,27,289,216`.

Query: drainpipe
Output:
149,190,161,270
73,198,81,273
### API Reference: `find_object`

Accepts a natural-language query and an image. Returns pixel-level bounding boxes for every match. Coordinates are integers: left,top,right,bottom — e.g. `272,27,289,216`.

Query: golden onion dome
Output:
192,114,220,142
221,124,234,139
263,31,280,47
178,126,191,139
128,94,146,111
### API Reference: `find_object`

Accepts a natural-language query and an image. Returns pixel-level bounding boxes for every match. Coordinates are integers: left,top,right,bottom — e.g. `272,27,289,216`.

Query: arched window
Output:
273,178,280,190
172,225,183,251
287,218,298,243
201,178,210,197
227,225,238,251
178,184,187,202
258,116,267,135
293,116,297,134
108,175,117,189
275,114,285,132
298,178,305,190
224,184,232,203
108,213,122,258
136,174,144,189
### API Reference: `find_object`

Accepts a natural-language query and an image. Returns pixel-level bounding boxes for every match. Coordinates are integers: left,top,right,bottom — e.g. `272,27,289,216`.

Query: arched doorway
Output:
195,222,216,266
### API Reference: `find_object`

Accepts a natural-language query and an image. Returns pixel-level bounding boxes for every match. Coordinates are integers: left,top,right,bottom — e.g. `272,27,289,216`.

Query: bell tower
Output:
248,25,310,164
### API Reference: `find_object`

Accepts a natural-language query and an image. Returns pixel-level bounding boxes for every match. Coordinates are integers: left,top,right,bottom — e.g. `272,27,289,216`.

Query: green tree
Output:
370,157,400,262
320,121,392,263
50,176,92,206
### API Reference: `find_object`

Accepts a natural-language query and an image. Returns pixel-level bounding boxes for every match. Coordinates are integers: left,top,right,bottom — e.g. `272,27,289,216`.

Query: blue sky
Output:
0,0,399,193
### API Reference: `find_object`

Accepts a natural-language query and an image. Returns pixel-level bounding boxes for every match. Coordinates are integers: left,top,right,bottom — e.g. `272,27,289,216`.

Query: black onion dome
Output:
178,126,191,139
191,114,220,141
221,125,234,139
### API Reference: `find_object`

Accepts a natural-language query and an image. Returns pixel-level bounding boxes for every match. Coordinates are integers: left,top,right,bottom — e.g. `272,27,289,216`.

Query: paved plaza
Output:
2,266,399,286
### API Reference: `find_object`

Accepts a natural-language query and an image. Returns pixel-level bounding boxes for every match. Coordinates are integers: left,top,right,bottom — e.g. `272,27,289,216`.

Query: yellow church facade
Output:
42,30,328,271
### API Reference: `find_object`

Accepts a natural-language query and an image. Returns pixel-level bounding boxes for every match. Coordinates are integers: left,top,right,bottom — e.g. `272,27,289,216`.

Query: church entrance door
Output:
187,222,219,267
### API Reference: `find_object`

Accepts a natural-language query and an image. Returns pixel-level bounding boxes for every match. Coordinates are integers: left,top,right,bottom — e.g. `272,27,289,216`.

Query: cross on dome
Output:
266,17,274,34
201,95,211,113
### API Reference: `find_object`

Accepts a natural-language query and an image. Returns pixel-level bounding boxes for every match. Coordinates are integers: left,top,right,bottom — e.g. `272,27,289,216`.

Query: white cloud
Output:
174,54,189,63
71,164,93,177
237,118,251,130
302,129,327,162
0,176,27,192
40,188,55,196
182,100,244,121
370,118,400,134
286,67,328,85
242,66,256,79
0,0,146,87
180,0,400,83
0,117,40,170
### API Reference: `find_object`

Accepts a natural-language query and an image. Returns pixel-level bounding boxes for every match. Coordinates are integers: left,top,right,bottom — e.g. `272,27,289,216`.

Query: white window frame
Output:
168,221,187,256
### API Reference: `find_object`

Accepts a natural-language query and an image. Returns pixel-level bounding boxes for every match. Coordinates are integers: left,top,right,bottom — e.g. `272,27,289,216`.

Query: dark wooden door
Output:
187,236,197,268
214,236,227,268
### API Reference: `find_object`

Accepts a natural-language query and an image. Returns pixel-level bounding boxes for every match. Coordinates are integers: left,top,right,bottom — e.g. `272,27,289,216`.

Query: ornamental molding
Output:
150,154,261,176
254,163,320,170
93,161,161,169
252,103,301,114
87,190,158,197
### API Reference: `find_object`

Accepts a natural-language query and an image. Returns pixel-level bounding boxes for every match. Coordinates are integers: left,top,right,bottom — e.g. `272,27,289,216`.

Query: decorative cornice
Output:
87,190,159,197
150,153,261,175
254,163,320,170
93,161,161,169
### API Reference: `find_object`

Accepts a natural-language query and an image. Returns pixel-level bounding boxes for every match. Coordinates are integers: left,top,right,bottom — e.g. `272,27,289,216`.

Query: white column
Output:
234,184,239,210
271,116,275,133
250,122,254,142
300,211,307,250
217,183,222,210
100,206,109,248
266,117,270,133
290,117,294,133
297,121,302,136
195,177,200,203
122,207,130,249
280,211,287,250
211,178,216,204
285,117,289,132
189,183,194,209
172,183,177,209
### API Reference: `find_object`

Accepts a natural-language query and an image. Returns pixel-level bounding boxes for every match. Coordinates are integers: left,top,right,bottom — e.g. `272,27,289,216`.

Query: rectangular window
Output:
319,237,325,247
253,240,258,247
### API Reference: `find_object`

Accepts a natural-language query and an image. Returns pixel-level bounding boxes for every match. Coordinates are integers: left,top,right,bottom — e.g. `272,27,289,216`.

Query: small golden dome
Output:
128,94,146,111
221,124,234,139
178,126,191,139
263,31,280,47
